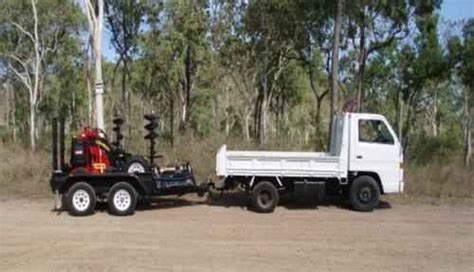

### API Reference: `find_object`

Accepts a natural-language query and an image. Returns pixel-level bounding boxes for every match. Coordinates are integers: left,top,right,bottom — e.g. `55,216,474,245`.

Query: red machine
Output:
70,127,111,173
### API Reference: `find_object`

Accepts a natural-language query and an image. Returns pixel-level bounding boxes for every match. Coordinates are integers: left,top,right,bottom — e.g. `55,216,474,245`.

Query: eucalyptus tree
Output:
0,0,83,150
105,0,147,126
448,19,474,167
84,0,105,130
345,0,411,112
244,0,302,144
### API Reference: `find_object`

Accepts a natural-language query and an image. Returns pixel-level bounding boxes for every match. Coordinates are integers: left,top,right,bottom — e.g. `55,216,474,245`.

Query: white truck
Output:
216,112,404,212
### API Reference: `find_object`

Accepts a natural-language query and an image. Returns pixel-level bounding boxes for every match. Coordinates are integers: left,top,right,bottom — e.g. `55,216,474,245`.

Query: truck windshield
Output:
359,119,394,144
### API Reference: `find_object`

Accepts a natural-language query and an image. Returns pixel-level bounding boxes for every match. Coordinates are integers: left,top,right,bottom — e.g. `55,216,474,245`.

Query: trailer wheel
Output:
124,156,150,174
251,181,279,213
66,182,96,216
108,182,137,216
350,176,380,212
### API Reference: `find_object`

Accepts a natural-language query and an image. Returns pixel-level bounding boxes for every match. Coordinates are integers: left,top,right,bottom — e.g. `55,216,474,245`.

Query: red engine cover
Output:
78,127,111,174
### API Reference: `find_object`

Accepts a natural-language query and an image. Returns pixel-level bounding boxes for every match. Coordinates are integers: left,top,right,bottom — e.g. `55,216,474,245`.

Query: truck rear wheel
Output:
251,181,279,213
350,176,380,212
66,182,96,216
108,182,137,216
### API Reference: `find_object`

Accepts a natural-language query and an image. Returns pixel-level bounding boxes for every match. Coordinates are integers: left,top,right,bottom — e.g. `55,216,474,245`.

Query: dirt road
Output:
1,195,473,271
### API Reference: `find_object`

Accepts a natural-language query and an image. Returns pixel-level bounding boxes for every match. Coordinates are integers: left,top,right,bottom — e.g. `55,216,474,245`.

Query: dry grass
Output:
1,140,473,204
401,162,474,202
0,144,51,198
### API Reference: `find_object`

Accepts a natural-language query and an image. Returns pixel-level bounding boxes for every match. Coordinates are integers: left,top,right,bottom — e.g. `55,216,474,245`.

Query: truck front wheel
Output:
66,182,97,216
251,181,279,213
349,176,380,212
108,182,137,216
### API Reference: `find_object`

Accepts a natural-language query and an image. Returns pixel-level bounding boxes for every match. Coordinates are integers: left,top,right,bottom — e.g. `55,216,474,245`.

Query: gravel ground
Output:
1,195,473,271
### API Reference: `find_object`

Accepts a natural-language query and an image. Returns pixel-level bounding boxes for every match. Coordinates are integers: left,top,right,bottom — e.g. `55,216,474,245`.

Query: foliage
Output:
0,0,472,169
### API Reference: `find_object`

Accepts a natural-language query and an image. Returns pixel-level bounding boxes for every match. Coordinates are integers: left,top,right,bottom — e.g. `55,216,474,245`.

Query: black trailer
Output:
50,117,211,216
50,170,210,216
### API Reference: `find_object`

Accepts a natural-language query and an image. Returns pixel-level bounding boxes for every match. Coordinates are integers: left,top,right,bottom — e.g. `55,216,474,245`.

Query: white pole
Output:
95,82,104,129
84,0,105,130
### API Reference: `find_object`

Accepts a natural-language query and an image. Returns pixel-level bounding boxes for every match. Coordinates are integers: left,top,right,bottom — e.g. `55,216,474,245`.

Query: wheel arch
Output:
58,176,150,196
250,176,282,190
223,176,283,191
350,171,384,194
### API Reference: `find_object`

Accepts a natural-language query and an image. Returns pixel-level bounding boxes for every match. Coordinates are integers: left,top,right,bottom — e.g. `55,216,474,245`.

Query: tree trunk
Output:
329,0,343,148
29,102,36,151
122,60,132,136
12,89,17,143
86,48,93,125
315,94,326,149
244,110,251,142
259,99,267,146
259,70,269,146
85,0,105,130
225,86,230,136
356,23,366,113
254,90,262,139
179,93,187,131
180,43,194,132
170,92,175,146
432,87,438,137
397,88,403,143
464,89,472,167
30,0,40,151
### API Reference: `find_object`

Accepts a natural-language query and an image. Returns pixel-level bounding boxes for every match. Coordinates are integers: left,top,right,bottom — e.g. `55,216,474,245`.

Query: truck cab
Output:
347,113,404,194
216,112,404,213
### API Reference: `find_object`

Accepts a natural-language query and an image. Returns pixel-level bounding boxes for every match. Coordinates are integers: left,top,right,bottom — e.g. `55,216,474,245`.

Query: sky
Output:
441,0,474,21
102,0,474,60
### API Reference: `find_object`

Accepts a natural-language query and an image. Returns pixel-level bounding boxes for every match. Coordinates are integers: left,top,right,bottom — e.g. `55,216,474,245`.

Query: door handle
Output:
356,155,363,159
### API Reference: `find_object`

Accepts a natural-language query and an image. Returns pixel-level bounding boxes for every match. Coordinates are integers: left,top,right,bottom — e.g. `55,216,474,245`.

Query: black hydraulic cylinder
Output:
52,118,58,171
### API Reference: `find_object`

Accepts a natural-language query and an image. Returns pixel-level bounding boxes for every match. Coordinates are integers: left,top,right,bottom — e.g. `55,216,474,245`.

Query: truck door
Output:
350,116,402,193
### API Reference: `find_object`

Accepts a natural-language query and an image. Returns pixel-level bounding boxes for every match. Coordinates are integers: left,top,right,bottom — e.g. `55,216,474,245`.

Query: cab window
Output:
359,119,394,144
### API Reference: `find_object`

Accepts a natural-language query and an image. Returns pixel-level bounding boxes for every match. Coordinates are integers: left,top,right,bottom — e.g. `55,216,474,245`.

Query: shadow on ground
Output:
129,191,392,213
52,191,391,215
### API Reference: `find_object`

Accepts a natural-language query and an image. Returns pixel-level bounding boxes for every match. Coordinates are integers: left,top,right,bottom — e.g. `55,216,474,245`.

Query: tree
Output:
245,0,297,145
0,0,81,151
448,19,474,167
346,0,410,112
105,0,146,127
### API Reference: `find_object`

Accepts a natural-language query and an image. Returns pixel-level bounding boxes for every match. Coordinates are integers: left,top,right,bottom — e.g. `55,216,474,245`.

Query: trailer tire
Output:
66,182,96,216
108,182,137,216
251,181,279,213
124,156,150,174
350,176,380,212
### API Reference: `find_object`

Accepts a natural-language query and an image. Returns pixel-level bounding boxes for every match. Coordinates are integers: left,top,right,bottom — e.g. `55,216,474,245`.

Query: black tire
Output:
349,176,380,212
108,182,138,216
251,181,279,213
66,182,96,216
124,156,150,174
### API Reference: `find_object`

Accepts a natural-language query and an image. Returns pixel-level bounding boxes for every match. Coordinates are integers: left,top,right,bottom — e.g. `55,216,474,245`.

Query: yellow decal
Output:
92,163,107,173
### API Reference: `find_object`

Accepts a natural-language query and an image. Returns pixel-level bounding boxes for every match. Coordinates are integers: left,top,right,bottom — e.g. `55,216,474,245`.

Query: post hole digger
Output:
50,114,214,216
